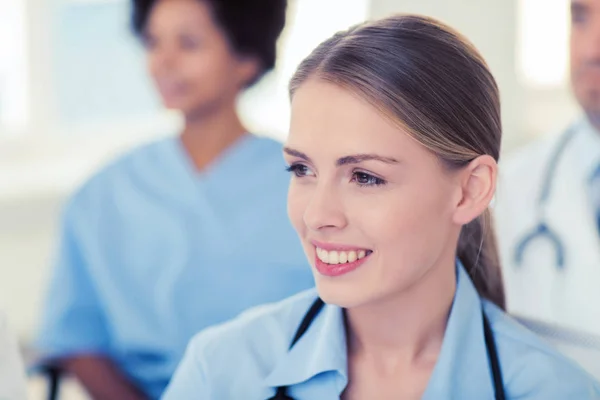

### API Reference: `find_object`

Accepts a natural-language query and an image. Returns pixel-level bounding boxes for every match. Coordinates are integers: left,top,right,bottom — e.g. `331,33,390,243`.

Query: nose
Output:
303,183,348,232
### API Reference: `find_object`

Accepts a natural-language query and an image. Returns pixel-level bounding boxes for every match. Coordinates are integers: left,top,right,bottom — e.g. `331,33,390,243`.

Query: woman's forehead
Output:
288,79,414,156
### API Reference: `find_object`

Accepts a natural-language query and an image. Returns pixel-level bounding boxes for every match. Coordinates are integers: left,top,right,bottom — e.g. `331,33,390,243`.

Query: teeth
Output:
316,247,370,265
329,251,339,265
317,248,329,263
348,251,357,262
339,251,348,264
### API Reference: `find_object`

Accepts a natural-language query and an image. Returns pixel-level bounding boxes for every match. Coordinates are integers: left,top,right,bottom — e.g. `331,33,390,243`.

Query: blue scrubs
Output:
162,263,600,399
37,134,314,399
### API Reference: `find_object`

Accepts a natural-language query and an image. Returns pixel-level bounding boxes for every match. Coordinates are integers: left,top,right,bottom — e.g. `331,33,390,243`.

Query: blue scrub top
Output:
37,134,315,399
162,263,600,399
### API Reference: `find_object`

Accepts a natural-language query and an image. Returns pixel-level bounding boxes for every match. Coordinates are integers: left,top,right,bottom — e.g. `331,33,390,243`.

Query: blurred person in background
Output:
0,311,27,400
35,0,314,398
495,0,600,334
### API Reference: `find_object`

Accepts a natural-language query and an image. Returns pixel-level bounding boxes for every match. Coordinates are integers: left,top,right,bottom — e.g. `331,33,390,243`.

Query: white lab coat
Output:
0,311,27,400
495,118,600,335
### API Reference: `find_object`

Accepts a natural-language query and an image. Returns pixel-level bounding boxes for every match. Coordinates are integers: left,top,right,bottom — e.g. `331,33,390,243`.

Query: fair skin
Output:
61,1,260,398
285,78,496,399
571,0,600,129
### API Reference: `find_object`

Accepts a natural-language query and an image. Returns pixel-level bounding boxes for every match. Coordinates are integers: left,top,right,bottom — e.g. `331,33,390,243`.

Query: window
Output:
518,0,570,87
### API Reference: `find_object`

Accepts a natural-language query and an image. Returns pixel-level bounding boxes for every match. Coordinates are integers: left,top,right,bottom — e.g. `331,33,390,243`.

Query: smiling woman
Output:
162,14,600,400
283,18,504,312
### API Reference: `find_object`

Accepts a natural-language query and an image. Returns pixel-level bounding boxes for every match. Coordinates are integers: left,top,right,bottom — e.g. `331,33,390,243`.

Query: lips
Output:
155,78,188,100
316,248,369,265
311,241,373,277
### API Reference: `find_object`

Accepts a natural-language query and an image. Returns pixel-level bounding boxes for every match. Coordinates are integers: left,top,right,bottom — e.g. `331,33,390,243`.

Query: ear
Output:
236,55,261,87
452,155,497,225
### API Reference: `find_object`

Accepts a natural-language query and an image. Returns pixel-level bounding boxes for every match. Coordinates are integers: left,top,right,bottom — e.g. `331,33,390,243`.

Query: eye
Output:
572,5,589,25
352,171,386,187
286,163,315,178
143,34,158,50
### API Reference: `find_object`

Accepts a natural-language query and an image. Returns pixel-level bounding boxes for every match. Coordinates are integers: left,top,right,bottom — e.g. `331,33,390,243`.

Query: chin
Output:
159,96,194,113
166,102,192,113
314,275,374,309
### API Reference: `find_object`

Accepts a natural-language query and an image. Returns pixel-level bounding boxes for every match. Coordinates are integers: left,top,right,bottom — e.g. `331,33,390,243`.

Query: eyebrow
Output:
336,154,399,166
283,147,399,166
283,147,310,161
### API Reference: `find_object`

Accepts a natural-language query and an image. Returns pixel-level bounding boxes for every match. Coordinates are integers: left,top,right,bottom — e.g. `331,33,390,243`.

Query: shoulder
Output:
484,303,600,398
251,134,284,151
164,289,318,398
498,133,560,193
65,138,174,217
190,288,316,367
493,132,562,235
80,137,173,196
234,134,290,196
246,134,286,166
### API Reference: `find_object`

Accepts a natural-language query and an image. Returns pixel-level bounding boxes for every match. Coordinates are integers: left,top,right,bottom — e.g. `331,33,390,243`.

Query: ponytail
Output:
457,208,505,310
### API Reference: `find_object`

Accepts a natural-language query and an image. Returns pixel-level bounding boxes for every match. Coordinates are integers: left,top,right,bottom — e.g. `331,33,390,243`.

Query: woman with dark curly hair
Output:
35,1,314,398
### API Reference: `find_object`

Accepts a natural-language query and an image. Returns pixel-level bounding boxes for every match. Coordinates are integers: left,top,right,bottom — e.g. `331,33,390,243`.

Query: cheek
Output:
570,34,580,63
146,53,160,80
570,46,584,80
365,182,453,265
188,51,241,89
287,182,307,235
366,194,433,246
185,54,218,84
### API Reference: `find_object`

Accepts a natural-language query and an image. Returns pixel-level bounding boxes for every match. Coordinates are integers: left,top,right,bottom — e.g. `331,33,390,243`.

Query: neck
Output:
180,101,247,171
345,257,456,370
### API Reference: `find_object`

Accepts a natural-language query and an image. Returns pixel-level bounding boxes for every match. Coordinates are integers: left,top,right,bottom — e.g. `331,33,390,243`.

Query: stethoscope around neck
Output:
513,124,580,270
267,298,506,400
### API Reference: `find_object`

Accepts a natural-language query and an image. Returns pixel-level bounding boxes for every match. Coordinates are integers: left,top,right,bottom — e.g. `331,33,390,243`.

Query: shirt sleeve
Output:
0,313,27,400
36,197,111,358
161,336,211,399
